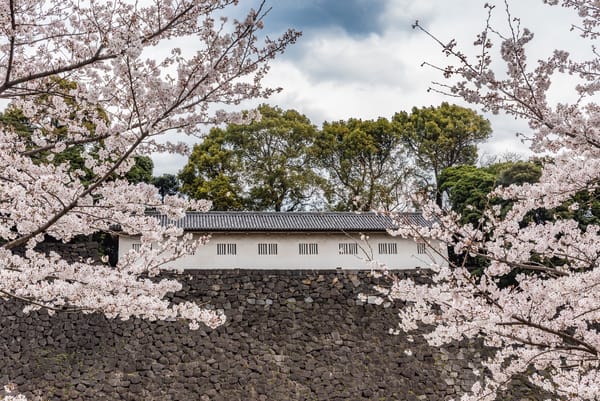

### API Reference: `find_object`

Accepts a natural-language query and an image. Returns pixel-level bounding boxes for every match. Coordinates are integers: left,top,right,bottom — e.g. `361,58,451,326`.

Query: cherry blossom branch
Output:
500,315,598,356
4,0,16,86
0,289,92,314
0,46,114,97
3,131,144,250
495,330,592,355
0,0,295,333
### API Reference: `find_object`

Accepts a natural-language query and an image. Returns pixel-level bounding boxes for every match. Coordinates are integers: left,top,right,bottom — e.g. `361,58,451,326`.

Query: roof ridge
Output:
144,211,433,232
179,211,419,215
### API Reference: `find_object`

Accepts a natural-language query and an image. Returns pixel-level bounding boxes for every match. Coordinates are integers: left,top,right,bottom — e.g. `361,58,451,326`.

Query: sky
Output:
153,0,588,175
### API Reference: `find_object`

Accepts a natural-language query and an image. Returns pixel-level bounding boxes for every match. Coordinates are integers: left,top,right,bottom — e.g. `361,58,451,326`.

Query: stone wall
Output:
0,269,546,401
14,240,104,265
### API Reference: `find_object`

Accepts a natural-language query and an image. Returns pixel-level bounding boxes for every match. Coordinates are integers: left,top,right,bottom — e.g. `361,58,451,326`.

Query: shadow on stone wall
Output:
0,270,547,401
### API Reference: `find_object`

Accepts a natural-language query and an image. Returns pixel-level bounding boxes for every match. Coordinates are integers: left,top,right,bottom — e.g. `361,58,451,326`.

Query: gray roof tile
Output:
149,211,433,232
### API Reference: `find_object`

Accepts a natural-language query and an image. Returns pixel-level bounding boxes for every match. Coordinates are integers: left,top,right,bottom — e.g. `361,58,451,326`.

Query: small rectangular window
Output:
299,243,318,255
258,243,278,255
131,243,141,251
378,243,398,254
339,243,358,255
216,243,236,255
417,242,426,254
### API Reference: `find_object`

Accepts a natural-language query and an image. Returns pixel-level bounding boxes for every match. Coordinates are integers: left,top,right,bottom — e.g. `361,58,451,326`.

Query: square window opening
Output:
339,242,358,255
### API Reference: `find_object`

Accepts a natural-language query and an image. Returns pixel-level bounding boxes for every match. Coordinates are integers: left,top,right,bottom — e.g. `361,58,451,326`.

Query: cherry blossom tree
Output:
0,0,298,330
384,1,600,400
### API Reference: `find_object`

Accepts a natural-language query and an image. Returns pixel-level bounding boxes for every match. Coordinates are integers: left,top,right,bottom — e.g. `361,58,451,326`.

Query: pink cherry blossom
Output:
0,0,298,330
386,1,600,400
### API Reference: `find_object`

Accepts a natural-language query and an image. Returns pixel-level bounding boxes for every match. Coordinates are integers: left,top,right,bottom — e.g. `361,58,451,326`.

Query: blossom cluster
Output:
0,384,26,401
0,1,297,331
387,1,600,400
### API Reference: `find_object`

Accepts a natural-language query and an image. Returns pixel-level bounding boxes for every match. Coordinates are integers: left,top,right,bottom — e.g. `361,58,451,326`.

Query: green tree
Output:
152,174,181,202
439,160,543,275
439,165,497,225
393,102,492,206
439,161,543,224
179,127,245,210
125,155,154,184
228,105,319,211
493,160,543,187
314,117,411,211
180,105,319,211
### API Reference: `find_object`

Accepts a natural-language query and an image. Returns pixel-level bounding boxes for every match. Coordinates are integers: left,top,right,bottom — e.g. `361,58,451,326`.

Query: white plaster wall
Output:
118,232,448,270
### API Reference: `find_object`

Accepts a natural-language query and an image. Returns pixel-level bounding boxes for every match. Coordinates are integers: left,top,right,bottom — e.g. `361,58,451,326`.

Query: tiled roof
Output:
150,211,433,232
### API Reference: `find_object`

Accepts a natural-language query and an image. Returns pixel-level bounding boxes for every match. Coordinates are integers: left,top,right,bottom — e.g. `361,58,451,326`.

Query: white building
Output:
118,212,447,270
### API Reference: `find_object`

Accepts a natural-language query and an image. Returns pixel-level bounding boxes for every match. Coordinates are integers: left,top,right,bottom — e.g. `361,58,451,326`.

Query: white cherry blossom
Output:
387,1,600,400
0,0,298,330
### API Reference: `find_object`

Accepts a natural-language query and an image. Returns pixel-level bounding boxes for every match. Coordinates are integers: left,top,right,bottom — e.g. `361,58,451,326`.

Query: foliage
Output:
0,84,155,186
314,117,412,211
229,104,320,211
493,160,543,188
152,174,181,202
439,161,542,275
393,102,492,206
181,109,419,212
385,2,600,400
180,104,320,211
439,165,496,225
179,127,245,210
125,156,154,184
0,0,298,330
439,161,543,225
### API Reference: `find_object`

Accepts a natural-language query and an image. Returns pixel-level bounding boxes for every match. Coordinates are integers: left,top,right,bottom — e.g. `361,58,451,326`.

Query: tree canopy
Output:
393,102,492,206
181,109,425,212
152,174,181,203
439,160,543,225
179,127,246,210
314,117,412,211
180,104,320,211
439,164,497,224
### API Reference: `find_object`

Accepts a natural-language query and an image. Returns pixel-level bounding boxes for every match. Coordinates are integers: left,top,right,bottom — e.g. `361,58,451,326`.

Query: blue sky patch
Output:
261,0,387,36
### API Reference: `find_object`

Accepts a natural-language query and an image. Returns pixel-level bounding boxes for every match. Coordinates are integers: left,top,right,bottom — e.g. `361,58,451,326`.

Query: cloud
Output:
379,0,438,32
290,30,412,87
153,153,188,176
152,0,594,175
478,117,532,162
261,49,440,125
